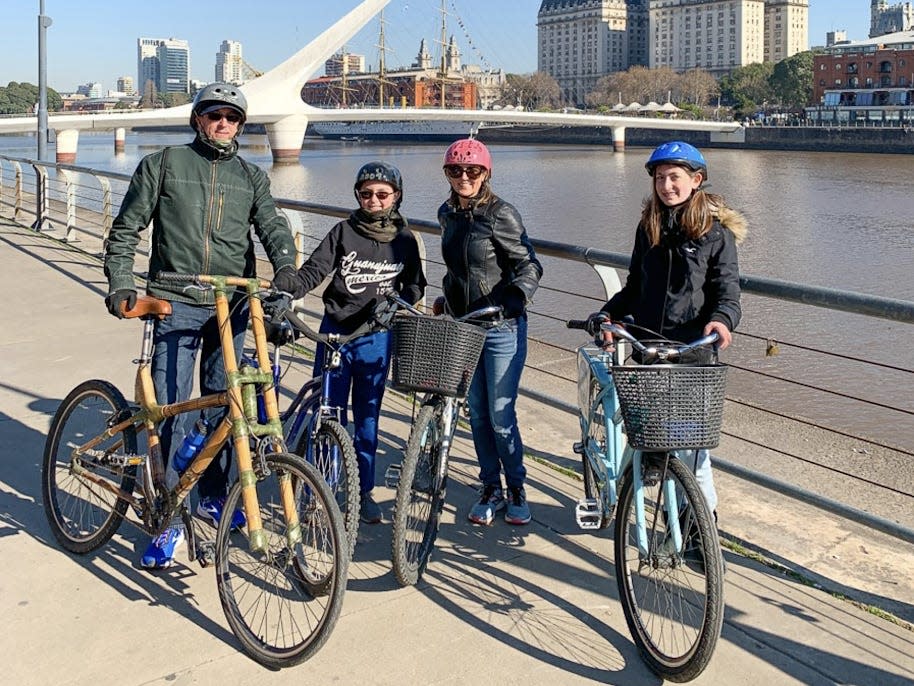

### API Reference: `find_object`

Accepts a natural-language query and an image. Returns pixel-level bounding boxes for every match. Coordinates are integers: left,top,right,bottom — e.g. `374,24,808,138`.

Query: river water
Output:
3,131,913,450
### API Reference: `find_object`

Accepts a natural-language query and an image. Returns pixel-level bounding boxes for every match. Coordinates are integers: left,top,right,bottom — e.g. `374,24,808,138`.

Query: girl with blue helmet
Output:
589,140,747,523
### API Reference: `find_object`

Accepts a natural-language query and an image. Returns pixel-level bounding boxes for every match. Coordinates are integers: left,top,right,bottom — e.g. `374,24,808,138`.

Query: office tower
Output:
216,40,244,84
137,37,191,96
870,1,914,38
117,76,135,95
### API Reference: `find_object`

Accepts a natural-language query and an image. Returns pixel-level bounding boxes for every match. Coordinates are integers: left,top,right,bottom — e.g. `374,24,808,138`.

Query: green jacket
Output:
104,136,297,305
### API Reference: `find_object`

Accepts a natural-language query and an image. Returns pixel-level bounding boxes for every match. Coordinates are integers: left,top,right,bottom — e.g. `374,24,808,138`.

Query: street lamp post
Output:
37,0,53,160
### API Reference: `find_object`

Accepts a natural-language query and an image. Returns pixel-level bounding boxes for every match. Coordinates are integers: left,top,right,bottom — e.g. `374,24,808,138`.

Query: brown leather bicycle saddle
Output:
121,296,173,320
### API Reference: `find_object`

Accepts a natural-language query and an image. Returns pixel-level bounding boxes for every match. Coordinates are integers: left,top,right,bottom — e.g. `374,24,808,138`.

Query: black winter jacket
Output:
297,216,426,333
602,205,746,343
438,196,542,318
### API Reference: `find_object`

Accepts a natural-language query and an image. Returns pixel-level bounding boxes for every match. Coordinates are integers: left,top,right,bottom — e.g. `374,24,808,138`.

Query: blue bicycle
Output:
566,317,726,682
241,299,395,557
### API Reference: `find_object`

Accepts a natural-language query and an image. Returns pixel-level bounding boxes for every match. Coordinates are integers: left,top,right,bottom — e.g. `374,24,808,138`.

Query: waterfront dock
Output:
1,216,913,685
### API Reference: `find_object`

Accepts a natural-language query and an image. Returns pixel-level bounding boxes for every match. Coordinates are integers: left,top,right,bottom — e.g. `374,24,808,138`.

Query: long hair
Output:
448,177,494,208
640,169,740,246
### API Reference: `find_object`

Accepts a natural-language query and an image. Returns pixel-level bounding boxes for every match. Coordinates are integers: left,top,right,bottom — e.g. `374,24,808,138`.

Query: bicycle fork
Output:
633,451,685,561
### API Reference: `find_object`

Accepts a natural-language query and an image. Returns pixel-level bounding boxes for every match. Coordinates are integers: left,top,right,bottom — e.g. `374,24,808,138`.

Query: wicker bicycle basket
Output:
391,315,487,397
610,363,728,450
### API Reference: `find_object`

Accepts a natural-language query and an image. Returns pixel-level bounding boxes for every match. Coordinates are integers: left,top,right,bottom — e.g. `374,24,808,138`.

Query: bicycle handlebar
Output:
156,271,272,289
384,292,503,324
567,318,719,363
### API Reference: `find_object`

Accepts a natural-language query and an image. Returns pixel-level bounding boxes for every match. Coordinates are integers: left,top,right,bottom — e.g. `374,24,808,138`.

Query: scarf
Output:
349,207,405,243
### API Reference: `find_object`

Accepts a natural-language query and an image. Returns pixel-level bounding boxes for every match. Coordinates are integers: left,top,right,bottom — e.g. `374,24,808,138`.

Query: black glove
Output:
372,297,397,329
585,311,609,336
501,286,527,318
272,266,305,299
105,289,137,319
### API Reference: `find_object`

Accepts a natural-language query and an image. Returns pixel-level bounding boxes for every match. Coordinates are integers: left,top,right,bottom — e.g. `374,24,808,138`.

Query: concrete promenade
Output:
1,217,912,685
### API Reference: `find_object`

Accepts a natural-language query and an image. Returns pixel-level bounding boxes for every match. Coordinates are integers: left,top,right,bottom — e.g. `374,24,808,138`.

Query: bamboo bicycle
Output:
41,273,348,669
566,316,726,682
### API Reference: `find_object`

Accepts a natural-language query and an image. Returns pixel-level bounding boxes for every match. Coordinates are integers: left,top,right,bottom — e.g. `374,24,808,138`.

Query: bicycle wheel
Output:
614,454,724,682
391,400,446,587
295,419,359,557
215,452,348,669
42,380,137,554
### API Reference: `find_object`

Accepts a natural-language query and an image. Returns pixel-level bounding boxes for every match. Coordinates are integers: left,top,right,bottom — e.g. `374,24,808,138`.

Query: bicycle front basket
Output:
391,315,487,397
610,364,728,450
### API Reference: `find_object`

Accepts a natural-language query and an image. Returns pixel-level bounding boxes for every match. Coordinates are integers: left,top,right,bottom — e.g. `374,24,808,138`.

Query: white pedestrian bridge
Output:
1,0,743,163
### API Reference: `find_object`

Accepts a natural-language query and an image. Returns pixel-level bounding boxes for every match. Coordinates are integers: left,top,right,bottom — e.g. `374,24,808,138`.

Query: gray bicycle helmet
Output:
190,82,247,131
354,161,403,208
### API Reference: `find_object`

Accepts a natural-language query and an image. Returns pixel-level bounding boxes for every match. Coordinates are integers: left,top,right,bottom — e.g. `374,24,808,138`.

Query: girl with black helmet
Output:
589,140,747,522
274,161,426,523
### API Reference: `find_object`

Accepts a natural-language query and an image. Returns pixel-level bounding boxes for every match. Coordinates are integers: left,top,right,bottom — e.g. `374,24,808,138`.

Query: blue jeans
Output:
674,448,718,513
152,298,249,499
467,316,528,490
314,317,391,495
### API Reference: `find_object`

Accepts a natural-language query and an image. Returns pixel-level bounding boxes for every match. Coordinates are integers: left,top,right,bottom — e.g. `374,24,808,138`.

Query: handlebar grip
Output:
566,320,588,330
156,271,196,283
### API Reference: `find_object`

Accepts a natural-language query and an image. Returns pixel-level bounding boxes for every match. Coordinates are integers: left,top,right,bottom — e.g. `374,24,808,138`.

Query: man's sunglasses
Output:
204,112,242,123
444,165,485,180
357,189,394,200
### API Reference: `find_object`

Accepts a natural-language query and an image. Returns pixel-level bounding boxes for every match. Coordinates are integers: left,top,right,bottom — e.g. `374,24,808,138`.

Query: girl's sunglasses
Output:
357,190,394,200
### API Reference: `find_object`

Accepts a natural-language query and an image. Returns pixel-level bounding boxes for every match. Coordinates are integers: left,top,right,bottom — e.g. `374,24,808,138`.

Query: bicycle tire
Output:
295,418,359,558
614,454,724,682
391,400,446,587
215,452,348,669
41,380,138,554
581,379,611,528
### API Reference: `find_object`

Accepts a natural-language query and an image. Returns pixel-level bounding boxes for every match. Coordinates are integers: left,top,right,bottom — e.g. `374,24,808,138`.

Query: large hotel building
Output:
538,0,808,105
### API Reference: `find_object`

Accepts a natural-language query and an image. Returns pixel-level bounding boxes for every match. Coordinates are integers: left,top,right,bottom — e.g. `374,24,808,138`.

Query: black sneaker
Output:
359,493,382,524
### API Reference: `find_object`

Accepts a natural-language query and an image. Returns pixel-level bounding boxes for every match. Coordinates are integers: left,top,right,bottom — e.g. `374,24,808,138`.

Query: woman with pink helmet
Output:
437,138,543,526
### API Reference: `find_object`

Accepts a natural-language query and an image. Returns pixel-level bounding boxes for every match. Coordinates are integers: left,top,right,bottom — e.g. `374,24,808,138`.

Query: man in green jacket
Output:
103,82,299,569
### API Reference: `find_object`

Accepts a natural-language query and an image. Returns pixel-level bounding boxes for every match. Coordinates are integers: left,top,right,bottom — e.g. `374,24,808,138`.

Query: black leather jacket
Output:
438,195,542,318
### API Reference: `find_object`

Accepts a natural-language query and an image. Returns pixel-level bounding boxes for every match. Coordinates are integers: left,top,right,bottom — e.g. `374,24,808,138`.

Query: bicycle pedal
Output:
575,498,603,530
572,441,584,455
196,540,216,568
384,463,401,488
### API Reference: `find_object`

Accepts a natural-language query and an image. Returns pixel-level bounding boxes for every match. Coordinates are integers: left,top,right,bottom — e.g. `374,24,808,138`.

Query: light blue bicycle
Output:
567,317,726,682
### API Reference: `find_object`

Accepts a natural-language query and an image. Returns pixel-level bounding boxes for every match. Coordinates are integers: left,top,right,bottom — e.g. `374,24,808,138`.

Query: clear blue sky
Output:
0,0,871,93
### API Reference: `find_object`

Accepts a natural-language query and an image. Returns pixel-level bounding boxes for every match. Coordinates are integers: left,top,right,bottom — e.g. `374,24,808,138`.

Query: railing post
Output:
98,175,113,251
12,161,23,221
61,168,78,242
592,264,622,301
30,163,52,232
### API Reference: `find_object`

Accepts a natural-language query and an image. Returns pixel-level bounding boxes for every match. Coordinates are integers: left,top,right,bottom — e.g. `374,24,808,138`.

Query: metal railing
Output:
3,154,913,546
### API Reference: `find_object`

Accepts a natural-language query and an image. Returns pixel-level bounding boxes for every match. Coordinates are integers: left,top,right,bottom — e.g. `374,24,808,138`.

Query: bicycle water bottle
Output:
172,418,210,474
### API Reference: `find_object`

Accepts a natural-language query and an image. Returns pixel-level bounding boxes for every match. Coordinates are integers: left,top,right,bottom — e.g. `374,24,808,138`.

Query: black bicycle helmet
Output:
190,82,247,131
354,161,403,208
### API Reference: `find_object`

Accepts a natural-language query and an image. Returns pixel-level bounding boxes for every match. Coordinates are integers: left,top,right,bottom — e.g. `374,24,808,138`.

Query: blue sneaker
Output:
197,496,246,530
140,526,185,569
504,486,531,525
467,484,505,525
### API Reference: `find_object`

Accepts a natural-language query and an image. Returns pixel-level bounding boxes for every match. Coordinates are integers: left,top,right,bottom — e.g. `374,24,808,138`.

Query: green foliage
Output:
0,81,62,114
770,50,816,108
719,62,775,117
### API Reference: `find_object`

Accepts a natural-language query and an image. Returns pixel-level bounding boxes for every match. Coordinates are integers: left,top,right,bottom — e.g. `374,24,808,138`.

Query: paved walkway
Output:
1,218,912,685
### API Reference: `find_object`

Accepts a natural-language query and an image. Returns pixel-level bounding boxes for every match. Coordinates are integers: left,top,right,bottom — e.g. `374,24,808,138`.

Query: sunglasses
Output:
444,165,485,180
357,189,395,200
204,111,242,124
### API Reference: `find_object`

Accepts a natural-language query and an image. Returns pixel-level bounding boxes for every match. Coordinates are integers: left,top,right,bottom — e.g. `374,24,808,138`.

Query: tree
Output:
677,68,719,107
497,72,562,110
585,65,712,109
719,62,775,117
769,50,817,109
0,81,62,114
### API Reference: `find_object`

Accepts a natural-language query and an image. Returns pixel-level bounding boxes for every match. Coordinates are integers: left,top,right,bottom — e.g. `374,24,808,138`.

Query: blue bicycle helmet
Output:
645,141,708,181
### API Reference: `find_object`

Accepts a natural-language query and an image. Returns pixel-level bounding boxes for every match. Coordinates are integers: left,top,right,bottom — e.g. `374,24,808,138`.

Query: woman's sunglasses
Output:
357,190,394,200
444,165,485,180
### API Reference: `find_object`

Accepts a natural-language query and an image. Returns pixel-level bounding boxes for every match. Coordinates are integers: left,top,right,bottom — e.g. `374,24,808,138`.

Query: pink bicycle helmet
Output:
443,138,492,171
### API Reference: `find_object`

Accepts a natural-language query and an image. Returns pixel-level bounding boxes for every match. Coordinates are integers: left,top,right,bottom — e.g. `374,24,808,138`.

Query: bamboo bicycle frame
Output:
70,275,300,553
